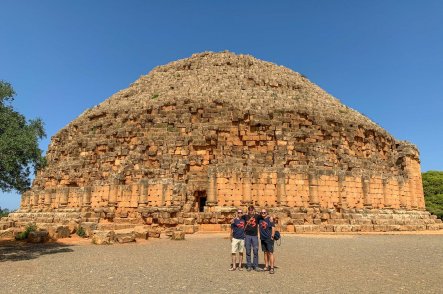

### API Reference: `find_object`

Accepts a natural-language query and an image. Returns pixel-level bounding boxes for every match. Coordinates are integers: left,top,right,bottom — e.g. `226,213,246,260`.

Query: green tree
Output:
0,207,10,217
422,171,443,219
0,80,46,193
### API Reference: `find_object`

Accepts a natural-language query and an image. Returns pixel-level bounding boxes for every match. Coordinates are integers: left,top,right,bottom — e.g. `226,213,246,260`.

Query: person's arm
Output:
229,220,235,242
244,215,252,227
256,219,260,238
270,217,275,239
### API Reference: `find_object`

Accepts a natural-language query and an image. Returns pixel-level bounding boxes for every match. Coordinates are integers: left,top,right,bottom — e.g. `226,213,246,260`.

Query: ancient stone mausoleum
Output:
4,51,442,233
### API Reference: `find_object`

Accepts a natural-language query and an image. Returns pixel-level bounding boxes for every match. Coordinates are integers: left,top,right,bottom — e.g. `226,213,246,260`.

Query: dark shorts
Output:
261,239,274,253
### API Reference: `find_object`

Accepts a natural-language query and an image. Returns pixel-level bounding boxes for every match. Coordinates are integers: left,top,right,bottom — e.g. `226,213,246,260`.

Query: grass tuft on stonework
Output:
15,223,37,240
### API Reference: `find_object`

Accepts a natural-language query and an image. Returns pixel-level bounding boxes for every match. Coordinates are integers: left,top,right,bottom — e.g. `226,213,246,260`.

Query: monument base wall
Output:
2,207,442,238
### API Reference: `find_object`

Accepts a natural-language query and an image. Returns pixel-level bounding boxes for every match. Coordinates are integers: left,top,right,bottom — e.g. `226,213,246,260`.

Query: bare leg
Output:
230,253,236,270
270,252,275,268
264,252,269,269
239,253,243,270
268,252,275,274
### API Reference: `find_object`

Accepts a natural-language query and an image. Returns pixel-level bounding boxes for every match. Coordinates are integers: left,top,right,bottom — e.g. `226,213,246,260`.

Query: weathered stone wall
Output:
21,103,426,214
18,170,424,213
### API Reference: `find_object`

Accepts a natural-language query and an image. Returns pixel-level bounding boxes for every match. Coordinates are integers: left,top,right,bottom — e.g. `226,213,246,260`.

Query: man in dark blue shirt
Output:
229,209,246,271
241,205,263,271
259,209,276,274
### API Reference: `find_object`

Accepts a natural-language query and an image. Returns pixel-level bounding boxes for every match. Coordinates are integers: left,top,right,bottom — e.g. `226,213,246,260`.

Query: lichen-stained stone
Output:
67,220,79,234
92,230,115,245
148,225,161,238
48,225,71,240
0,221,14,230
5,51,440,233
133,226,149,240
178,225,197,234
0,229,14,239
171,230,185,240
114,229,136,243
27,231,49,243
80,222,98,237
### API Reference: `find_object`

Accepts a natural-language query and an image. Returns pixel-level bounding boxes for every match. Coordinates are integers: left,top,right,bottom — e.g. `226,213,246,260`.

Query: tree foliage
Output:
0,207,10,217
422,171,443,219
0,80,46,193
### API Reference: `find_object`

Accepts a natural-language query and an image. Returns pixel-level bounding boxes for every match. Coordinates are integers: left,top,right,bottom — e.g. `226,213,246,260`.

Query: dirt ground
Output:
1,232,442,293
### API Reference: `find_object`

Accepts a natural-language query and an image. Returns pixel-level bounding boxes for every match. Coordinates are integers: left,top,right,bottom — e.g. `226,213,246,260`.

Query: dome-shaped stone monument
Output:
5,51,442,234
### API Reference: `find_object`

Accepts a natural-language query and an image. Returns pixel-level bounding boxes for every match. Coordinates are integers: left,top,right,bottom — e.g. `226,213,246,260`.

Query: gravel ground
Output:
0,233,442,294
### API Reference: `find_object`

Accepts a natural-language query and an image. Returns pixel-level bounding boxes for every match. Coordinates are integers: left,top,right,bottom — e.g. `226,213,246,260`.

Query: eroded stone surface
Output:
133,226,149,240
27,231,49,243
171,230,185,240
114,229,136,243
0,229,14,239
47,225,71,240
92,230,115,245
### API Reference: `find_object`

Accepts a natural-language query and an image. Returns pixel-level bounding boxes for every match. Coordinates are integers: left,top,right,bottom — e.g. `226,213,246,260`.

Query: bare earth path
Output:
1,233,442,294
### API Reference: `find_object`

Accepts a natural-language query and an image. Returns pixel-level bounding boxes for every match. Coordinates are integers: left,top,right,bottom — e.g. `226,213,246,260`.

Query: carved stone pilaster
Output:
382,177,391,208
362,176,372,208
308,172,319,208
277,171,287,206
138,179,148,207
337,173,347,209
207,173,217,206
409,177,418,210
241,175,252,206
82,187,91,207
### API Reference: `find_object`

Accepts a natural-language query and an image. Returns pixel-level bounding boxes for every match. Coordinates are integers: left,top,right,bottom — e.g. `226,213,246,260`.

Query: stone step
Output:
97,223,139,230
0,221,15,230
292,223,434,233
3,209,442,234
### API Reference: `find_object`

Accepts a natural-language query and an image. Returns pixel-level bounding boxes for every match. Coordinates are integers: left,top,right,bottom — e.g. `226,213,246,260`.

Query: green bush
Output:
76,226,86,238
15,223,37,240
0,207,9,218
422,171,443,219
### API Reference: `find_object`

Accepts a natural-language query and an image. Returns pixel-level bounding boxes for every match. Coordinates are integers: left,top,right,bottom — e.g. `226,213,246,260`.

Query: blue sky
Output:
1,1,442,209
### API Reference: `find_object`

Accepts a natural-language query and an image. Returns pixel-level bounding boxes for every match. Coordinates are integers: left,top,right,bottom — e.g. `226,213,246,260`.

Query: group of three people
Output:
230,206,276,274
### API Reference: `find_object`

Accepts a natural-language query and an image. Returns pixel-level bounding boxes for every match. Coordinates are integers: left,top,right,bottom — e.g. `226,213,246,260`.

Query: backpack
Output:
273,230,282,246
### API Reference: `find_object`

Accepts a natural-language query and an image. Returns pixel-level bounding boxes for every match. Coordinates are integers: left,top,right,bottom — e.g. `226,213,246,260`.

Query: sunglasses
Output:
261,211,267,214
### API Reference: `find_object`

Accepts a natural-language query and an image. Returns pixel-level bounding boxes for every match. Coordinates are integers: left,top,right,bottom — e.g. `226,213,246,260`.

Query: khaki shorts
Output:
231,238,245,254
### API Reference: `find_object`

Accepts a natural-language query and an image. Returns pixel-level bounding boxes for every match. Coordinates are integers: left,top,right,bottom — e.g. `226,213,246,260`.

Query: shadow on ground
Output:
0,240,74,262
